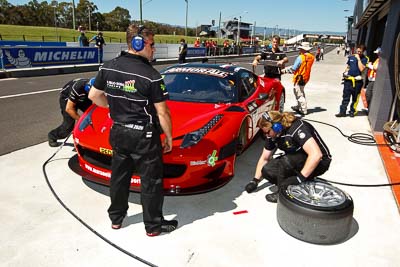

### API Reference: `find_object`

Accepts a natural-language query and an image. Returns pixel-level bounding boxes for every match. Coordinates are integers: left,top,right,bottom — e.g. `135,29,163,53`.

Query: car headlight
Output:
180,114,223,148
78,106,96,131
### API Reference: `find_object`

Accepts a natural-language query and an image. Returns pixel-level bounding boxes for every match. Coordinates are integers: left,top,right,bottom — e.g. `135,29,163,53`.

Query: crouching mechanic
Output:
48,78,94,147
245,111,332,202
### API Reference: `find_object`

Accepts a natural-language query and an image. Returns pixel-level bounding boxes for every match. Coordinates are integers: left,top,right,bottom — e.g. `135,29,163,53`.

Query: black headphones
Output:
262,112,283,133
131,25,146,51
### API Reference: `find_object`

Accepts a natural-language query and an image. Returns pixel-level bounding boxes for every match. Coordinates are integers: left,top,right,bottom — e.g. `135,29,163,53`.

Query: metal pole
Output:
185,0,188,36
218,11,221,39
237,16,241,48
72,0,75,30
140,0,143,24
263,27,266,42
88,7,91,31
54,7,58,41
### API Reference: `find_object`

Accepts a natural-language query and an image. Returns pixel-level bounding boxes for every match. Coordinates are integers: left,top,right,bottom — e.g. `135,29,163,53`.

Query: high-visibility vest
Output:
293,52,315,85
367,58,380,81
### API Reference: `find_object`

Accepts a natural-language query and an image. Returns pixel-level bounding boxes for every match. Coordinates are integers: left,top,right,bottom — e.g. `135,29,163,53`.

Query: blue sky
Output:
9,0,355,32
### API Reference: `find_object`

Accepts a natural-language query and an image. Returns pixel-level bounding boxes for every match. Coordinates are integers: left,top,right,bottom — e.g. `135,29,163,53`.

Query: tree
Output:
0,0,12,24
103,7,130,32
76,0,97,30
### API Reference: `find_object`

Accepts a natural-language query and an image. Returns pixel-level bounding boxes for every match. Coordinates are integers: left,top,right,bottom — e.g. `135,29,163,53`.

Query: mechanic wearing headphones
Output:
48,78,94,147
88,24,177,236
245,111,332,202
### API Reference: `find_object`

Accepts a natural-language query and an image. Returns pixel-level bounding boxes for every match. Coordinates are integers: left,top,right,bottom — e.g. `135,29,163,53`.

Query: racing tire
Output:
277,180,354,245
236,119,250,155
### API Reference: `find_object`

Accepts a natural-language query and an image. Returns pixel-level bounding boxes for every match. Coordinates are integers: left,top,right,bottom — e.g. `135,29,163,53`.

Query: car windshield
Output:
163,72,235,103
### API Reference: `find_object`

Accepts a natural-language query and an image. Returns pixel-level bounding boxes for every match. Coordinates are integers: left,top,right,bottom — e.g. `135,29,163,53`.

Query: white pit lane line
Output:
0,78,18,81
0,88,61,99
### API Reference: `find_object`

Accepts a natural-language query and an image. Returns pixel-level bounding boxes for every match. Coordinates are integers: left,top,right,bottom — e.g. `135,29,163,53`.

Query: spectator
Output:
316,46,321,61
365,47,381,108
178,38,188,64
320,47,324,60
48,78,94,147
223,39,229,55
335,44,368,117
90,31,106,63
282,42,315,115
194,37,200,48
252,35,288,79
244,111,331,203
78,32,89,47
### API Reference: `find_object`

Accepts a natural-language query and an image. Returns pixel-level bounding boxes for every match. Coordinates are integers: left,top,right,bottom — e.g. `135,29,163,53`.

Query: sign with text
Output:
187,47,206,57
0,41,67,47
0,47,98,69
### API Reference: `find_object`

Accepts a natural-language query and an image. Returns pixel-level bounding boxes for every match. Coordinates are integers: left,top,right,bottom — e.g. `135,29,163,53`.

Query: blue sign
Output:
242,47,256,54
0,47,98,69
187,47,206,57
0,40,67,47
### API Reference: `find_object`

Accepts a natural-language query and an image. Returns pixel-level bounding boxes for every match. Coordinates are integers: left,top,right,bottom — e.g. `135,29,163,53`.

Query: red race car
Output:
70,63,285,195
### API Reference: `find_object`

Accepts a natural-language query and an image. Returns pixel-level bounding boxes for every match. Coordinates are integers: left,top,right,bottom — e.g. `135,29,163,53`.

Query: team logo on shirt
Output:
298,130,306,139
160,83,166,91
123,80,137,92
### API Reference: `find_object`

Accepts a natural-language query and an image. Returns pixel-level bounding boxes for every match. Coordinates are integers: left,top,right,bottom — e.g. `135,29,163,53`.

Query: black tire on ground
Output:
277,180,354,245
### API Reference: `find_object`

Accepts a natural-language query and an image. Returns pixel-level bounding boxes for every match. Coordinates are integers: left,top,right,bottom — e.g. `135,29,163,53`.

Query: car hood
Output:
167,100,230,136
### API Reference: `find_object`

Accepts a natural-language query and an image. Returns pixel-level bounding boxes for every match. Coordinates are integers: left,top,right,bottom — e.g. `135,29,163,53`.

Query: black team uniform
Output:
260,47,287,80
48,78,92,146
93,53,174,235
262,119,331,186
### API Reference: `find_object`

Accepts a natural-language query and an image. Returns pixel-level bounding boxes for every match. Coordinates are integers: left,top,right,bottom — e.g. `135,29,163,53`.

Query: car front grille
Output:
77,145,187,178
77,145,112,170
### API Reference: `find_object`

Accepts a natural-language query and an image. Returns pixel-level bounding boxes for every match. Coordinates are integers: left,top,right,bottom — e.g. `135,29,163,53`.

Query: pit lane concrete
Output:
1,50,400,267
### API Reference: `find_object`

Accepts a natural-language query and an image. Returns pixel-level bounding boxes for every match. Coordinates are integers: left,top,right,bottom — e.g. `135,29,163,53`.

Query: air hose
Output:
42,135,157,267
303,118,400,187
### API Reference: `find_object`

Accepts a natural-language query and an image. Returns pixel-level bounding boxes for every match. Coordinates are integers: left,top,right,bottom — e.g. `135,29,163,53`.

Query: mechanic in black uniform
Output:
48,78,94,147
245,111,332,202
88,24,177,236
252,35,288,80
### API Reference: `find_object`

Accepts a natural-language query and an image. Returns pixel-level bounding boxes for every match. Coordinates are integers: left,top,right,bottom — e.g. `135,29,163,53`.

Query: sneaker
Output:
349,113,355,117
146,219,178,237
265,192,278,203
335,113,346,118
48,139,59,147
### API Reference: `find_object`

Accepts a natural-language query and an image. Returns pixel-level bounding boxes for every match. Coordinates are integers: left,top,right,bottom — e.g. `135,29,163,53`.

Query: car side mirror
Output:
258,93,269,100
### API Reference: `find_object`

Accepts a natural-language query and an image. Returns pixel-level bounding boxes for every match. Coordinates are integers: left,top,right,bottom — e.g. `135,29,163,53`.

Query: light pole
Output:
88,6,91,31
263,27,266,42
237,16,241,47
71,0,75,30
51,1,58,41
140,0,143,24
185,0,188,36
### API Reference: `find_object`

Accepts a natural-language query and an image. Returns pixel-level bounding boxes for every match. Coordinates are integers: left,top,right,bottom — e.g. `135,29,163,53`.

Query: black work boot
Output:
48,139,59,147
265,192,278,203
335,113,346,118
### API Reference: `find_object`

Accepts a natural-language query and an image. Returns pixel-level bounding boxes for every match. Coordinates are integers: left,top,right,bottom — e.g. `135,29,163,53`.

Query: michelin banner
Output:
0,47,99,69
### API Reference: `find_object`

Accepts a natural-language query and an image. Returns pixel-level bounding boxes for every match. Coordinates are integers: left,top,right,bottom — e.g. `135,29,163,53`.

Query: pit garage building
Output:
350,0,400,131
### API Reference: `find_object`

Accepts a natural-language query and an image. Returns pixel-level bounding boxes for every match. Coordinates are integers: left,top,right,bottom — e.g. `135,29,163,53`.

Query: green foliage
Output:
0,24,223,45
0,0,227,44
